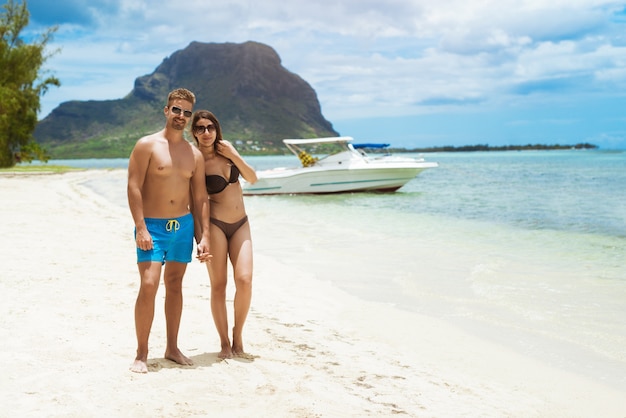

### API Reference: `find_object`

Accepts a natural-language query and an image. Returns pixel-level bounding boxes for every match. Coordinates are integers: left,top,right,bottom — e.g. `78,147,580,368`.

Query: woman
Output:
191,110,257,359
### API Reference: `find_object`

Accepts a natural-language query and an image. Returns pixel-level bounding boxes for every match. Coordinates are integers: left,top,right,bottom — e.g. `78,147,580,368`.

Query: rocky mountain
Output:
34,41,339,158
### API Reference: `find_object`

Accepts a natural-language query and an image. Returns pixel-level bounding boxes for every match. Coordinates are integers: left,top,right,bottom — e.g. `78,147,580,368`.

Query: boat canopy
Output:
353,143,390,149
283,136,354,145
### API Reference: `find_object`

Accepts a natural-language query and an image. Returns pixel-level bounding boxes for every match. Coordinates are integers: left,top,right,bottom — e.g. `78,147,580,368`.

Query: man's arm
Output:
189,184,201,244
127,138,152,251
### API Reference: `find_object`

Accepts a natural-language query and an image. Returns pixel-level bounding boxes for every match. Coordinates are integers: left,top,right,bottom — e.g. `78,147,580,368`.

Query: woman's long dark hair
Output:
190,110,223,150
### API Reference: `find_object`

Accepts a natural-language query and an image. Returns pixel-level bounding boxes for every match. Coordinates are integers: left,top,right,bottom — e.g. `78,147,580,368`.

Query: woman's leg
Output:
208,224,232,358
228,222,253,355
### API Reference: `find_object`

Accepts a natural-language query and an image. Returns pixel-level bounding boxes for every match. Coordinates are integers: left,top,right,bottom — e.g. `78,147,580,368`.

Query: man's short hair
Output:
167,88,196,106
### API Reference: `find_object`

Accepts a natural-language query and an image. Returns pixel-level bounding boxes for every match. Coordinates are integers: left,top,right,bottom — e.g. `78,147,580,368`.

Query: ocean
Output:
38,150,626,391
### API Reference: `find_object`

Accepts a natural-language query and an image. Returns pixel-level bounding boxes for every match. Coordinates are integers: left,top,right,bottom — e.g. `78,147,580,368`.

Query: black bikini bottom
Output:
210,216,248,240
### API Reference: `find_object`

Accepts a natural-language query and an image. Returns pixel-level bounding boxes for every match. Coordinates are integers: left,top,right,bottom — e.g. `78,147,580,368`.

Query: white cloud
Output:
27,0,626,148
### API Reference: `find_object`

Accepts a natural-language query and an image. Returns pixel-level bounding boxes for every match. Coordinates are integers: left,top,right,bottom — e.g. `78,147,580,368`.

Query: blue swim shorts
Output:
135,213,194,264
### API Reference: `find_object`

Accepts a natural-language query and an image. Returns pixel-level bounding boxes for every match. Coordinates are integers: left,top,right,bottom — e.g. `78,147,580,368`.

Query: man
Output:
127,88,211,373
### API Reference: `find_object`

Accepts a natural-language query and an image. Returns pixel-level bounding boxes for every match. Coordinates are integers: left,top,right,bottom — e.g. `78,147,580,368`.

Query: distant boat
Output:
241,136,438,195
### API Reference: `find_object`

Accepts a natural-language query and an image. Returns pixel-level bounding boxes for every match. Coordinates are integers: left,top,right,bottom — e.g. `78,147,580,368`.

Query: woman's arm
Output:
217,140,258,184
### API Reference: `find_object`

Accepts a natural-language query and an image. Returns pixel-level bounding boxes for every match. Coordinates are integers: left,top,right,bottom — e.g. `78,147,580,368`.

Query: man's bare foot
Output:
164,348,193,366
130,359,148,373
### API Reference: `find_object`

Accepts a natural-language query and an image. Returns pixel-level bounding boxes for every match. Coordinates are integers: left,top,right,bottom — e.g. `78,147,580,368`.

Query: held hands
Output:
196,238,212,263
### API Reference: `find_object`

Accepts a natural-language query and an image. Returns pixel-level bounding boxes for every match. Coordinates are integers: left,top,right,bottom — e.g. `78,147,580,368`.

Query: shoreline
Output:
1,170,624,417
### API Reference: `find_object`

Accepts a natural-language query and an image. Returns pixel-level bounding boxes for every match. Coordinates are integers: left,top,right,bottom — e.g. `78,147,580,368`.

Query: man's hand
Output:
135,228,153,251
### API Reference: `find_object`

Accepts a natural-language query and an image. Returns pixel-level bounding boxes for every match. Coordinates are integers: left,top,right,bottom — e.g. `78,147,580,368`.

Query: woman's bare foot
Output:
130,359,148,373
164,348,193,366
232,335,245,357
218,342,233,359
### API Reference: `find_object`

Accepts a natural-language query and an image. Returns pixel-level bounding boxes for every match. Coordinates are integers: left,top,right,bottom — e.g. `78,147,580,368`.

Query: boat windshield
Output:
285,138,354,167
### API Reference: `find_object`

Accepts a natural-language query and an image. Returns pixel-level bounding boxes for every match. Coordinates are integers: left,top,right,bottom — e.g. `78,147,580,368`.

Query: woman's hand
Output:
215,140,237,159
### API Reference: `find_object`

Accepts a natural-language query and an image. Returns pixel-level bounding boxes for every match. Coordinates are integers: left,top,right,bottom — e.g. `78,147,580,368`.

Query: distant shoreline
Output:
385,142,598,153
231,142,601,156
14,143,604,165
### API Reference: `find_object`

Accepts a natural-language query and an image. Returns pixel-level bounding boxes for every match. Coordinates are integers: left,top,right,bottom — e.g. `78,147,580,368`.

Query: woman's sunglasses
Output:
193,125,217,134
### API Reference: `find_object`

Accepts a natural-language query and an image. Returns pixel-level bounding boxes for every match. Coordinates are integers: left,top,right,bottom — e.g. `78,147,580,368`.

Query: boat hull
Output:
242,163,437,195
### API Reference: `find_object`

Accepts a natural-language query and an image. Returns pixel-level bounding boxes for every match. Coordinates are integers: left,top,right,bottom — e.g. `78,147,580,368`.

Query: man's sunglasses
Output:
170,106,192,118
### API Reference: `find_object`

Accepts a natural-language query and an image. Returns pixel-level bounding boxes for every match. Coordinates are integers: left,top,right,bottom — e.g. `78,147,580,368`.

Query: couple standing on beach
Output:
127,88,258,373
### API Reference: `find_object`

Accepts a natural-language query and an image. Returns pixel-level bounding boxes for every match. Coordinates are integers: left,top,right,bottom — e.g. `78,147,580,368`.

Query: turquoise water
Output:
45,150,625,237
245,150,626,237
36,150,626,390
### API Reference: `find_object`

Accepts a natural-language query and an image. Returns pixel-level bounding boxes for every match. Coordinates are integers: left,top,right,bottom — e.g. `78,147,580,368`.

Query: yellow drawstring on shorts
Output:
166,219,180,232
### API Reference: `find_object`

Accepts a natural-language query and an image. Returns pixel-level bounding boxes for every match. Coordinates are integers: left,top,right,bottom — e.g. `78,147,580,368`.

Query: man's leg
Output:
163,261,193,365
130,261,162,373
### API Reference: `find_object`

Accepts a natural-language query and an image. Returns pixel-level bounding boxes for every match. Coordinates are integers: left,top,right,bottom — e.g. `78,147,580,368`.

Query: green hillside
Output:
34,41,338,159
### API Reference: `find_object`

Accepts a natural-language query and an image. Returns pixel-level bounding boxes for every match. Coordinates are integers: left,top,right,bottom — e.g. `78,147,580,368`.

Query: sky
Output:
19,0,626,149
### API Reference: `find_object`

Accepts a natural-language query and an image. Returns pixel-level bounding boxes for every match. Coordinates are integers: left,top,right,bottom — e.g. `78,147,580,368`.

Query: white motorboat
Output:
241,136,438,195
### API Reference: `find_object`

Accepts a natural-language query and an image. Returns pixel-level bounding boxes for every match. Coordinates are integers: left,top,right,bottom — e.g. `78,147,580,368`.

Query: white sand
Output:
1,170,624,417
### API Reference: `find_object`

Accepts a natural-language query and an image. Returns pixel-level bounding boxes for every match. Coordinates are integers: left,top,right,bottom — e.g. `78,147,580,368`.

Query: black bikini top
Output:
205,162,240,194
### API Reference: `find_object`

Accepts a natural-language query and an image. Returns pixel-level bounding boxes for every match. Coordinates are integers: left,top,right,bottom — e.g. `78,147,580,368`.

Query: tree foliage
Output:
0,0,60,167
